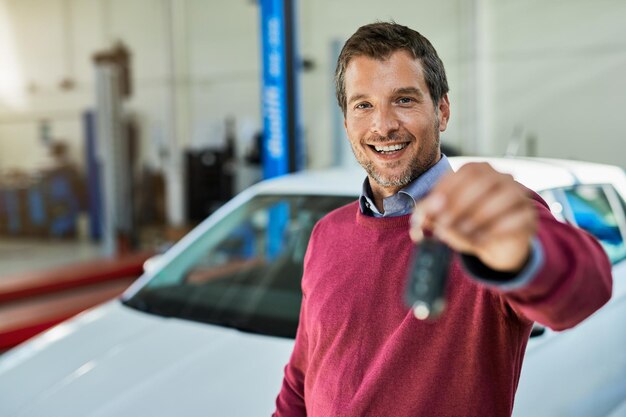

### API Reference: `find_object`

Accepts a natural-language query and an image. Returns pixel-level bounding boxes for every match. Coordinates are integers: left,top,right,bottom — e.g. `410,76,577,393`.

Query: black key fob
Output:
405,237,451,320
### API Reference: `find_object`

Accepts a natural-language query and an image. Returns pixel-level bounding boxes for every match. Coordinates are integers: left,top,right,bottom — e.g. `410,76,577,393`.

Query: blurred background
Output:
1,0,625,350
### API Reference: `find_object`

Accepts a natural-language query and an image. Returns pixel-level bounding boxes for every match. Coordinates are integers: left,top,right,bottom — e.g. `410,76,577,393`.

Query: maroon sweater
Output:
274,200,612,417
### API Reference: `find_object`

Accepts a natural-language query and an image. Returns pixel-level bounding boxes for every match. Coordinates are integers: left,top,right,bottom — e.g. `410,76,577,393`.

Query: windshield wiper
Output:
203,315,268,335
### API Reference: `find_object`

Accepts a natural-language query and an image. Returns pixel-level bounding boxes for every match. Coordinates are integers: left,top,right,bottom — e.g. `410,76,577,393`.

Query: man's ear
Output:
438,94,450,132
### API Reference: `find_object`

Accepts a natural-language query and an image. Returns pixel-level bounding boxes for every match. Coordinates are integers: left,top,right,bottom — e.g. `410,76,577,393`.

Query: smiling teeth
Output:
374,143,407,152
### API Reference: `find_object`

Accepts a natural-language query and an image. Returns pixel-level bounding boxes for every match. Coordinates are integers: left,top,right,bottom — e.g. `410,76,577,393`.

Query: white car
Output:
1,157,625,417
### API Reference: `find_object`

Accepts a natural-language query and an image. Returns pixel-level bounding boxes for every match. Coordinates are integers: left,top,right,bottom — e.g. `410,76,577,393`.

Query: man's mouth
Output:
369,142,409,155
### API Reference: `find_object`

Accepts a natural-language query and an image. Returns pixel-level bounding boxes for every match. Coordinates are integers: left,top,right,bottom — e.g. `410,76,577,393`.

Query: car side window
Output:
560,185,626,265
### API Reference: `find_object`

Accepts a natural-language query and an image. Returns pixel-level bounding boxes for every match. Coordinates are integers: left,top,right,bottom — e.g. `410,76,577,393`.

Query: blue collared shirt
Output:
358,154,544,289
359,155,452,218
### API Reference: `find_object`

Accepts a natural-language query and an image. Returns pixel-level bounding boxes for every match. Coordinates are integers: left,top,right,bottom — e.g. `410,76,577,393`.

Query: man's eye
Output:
355,102,372,110
397,97,414,104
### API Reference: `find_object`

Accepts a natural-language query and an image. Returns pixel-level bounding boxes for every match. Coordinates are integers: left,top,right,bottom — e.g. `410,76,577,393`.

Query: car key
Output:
405,237,452,320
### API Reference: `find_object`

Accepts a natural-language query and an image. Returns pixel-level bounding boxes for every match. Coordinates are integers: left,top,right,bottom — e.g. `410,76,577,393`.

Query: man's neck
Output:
366,154,445,214
368,182,403,213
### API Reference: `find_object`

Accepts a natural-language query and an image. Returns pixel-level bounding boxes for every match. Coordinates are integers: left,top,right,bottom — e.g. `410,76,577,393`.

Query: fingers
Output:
442,181,527,242
410,181,446,241
411,162,538,272
472,205,536,246
418,163,519,237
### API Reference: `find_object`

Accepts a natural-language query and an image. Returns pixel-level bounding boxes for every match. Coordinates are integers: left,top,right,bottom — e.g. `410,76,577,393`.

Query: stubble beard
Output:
353,120,441,189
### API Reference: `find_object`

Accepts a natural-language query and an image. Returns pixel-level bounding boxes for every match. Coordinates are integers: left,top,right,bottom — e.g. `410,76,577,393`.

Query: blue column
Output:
259,0,303,179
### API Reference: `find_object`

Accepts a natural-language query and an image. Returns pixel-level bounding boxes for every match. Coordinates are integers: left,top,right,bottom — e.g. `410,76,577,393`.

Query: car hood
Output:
0,301,295,417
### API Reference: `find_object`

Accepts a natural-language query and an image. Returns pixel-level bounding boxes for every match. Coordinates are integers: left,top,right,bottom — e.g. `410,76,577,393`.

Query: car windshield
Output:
124,194,355,338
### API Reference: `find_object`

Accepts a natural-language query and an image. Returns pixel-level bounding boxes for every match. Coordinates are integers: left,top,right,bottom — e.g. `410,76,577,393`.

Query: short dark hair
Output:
335,21,449,115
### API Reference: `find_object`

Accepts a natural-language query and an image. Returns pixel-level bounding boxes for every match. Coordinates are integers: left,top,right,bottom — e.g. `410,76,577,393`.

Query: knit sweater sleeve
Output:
464,190,613,331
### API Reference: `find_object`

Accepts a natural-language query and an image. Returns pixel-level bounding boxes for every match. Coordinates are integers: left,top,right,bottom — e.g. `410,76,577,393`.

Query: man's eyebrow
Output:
347,87,424,105
393,87,424,98
347,93,368,105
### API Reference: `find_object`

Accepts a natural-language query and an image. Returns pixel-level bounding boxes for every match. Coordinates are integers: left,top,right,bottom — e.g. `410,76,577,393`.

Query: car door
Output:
512,183,626,417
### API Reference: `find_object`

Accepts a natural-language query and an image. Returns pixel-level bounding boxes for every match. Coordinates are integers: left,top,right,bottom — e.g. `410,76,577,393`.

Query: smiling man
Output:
273,22,612,416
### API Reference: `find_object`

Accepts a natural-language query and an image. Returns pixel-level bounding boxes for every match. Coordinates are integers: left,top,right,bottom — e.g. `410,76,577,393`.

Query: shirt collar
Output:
359,154,453,217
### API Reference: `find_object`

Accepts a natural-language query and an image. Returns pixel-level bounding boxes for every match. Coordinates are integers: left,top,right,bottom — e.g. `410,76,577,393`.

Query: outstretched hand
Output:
410,162,538,273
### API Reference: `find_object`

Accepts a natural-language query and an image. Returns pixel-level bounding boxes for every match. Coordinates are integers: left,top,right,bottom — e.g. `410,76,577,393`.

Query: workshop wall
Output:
0,0,262,176
490,0,626,166
0,0,625,180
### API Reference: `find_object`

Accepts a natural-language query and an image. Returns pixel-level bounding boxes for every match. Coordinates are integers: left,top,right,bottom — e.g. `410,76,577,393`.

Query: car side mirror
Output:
143,255,163,274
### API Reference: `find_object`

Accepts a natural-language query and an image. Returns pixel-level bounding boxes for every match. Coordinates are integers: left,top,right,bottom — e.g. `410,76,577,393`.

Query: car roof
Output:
250,156,624,197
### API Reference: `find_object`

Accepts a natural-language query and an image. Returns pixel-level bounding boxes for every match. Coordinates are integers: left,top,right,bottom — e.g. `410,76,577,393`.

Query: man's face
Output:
343,50,450,198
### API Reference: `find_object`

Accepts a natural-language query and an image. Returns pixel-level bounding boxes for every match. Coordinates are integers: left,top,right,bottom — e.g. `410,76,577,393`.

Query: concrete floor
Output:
0,238,101,278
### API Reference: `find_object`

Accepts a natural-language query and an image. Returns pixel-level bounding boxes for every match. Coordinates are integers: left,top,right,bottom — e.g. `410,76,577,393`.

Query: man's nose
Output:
370,105,400,137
